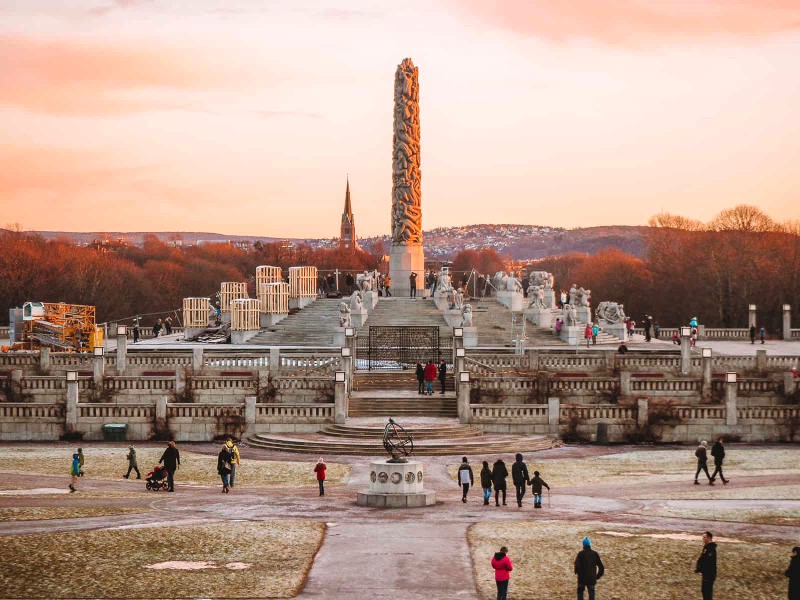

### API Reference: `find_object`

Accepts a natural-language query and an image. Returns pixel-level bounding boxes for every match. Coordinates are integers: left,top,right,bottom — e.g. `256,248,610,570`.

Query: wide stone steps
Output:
349,392,458,418
247,299,342,346
354,297,451,339
353,370,455,392
469,299,565,347
322,423,483,440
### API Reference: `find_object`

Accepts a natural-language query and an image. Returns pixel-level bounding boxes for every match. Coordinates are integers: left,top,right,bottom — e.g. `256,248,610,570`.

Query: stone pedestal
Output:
602,322,627,341
289,297,314,310
333,327,345,347
784,306,792,341
576,306,591,324
525,306,552,328
543,289,556,309
231,330,259,344
442,309,463,327
462,327,478,348
350,308,369,328
362,291,379,311
389,244,424,298
356,459,436,508
496,291,524,311
434,290,451,311
260,313,287,327
559,325,583,345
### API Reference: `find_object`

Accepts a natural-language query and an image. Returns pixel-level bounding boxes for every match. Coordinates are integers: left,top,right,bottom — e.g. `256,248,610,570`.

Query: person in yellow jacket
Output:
226,439,241,488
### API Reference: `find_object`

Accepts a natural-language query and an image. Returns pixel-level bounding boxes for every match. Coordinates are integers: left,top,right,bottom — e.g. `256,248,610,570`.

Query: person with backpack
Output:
77,447,85,476
314,457,326,496
511,453,530,508
710,437,729,485
574,536,604,600
415,362,425,395
760,326,766,343
695,531,717,600
531,470,550,509
695,440,714,485
423,360,438,395
591,323,599,345
480,460,493,506
226,439,240,488
457,456,474,503
491,458,508,506
69,452,80,493
217,443,232,494
491,545,513,600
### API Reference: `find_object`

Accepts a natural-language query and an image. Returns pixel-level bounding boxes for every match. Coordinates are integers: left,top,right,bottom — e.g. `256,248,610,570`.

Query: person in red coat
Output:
313,457,326,496
423,360,438,395
491,546,513,600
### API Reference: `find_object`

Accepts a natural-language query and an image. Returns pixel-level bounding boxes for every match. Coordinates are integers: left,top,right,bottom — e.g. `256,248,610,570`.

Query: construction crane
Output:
8,302,103,352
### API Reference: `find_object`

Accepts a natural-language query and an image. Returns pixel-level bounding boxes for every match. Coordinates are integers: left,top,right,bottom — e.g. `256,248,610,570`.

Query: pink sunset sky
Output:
1,0,799,238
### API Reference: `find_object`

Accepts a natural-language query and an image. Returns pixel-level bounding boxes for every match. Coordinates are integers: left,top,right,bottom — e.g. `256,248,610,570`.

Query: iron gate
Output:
365,326,440,370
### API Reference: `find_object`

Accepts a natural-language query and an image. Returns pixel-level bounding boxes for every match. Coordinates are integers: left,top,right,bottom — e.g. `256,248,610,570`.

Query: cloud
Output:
451,0,800,46
0,34,254,115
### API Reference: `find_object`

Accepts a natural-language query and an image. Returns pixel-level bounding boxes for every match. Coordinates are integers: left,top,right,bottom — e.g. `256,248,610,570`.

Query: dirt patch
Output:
0,506,146,522
468,520,787,600
0,520,324,598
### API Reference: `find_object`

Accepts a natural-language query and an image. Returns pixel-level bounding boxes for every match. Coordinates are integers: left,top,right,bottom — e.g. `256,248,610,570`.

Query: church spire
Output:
343,175,353,218
340,176,357,249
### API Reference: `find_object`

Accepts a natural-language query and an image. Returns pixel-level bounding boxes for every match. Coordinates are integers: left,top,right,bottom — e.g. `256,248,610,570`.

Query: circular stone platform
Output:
356,459,436,508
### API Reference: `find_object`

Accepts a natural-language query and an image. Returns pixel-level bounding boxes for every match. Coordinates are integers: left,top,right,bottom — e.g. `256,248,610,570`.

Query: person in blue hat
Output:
574,536,604,600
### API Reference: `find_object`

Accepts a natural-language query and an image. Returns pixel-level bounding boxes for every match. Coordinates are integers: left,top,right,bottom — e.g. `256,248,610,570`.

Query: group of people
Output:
457,454,550,508
749,324,767,344
416,359,447,395
694,437,729,485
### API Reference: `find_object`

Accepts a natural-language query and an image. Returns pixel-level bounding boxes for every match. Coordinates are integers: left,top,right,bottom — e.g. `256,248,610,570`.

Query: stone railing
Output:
703,328,749,339
127,351,193,369
710,378,783,395
122,326,184,339
711,355,757,371
0,352,38,368
560,404,635,421
617,355,681,371
190,376,256,391
663,405,726,421
104,377,175,391
22,376,93,391
470,404,548,422
279,353,342,375
792,329,800,340
539,354,607,370
50,353,93,369
464,354,529,374
630,377,702,394
0,403,64,418
0,326,9,339
548,377,618,394
470,377,537,394
737,405,800,421
255,403,334,422
765,355,800,369
204,352,269,370
78,403,154,419
168,403,245,419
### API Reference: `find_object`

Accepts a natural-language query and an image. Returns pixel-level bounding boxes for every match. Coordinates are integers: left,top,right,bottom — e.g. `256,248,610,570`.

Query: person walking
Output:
695,531,717,600
654,322,660,339
760,325,766,344
695,440,714,485
423,360,438,395
314,457,327,496
531,470,550,509
69,452,80,492
415,362,425,394
409,272,417,298
132,323,140,344
491,546,513,600
710,437,729,485
384,275,392,297
152,318,162,337
480,460,493,506
457,456,474,503
591,323,599,345
574,537,604,600
786,546,800,600
511,453,530,508
77,447,85,476
584,324,592,348
643,315,652,342
226,439,240,488
750,324,757,344
159,441,180,492
217,444,232,493
438,360,447,394
123,445,141,479
491,458,508,506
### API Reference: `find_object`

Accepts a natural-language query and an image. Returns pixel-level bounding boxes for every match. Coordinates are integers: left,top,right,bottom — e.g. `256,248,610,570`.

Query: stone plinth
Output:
363,291,379,311
496,291,524,311
333,328,345,347
231,330,259,344
462,327,478,348
289,297,314,310
442,309,463,327
434,290,451,311
260,313,287,327
389,244,424,298
350,308,369,328
576,306,591,324
602,322,627,341
356,459,436,508
543,289,556,308
560,325,584,345
525,306,552,328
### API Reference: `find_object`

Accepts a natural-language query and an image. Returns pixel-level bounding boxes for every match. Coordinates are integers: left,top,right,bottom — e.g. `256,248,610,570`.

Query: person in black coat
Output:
710,437,729,485
695,441,714,485
574,537,604,600
787,546,800,600
530,470,550,509
438,360,447,394
217,445,232,494
159,441,180,492
510,453,530,508
480,460,492,506
415,363,425,395
491,459,508,507
695,531,717,600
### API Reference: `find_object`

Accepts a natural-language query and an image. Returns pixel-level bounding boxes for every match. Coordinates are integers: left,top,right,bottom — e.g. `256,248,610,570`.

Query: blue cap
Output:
582,537,591,548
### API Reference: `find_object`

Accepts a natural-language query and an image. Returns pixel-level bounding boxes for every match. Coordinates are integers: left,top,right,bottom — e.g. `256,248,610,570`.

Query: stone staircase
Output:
247,420,558,456
246,299,342,346
353,371,455,392
355,297,452,341
469,299,565,347
350,371,457,417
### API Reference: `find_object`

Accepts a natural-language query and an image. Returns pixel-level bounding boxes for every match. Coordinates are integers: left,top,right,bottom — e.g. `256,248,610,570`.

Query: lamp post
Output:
725,372,738,426
680,326,692,375
116,325,128,375
783,304,792,341
457,371,470,423
748,304,757,328
334,370,347,424
701,347,712,399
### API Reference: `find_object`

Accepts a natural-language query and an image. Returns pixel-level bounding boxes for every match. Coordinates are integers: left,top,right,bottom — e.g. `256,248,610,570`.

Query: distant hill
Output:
12,224,648,260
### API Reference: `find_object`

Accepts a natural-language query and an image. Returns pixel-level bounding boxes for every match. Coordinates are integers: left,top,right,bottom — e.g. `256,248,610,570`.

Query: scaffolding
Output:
231,299,261,331
219,282,248,312
183,298,211,327
255,265,282,288
288,266,317,299
21,302,102,351
258,282,290,314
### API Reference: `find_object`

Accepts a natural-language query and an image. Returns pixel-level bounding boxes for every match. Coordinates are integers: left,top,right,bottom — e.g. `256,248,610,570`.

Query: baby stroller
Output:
145,465,169,491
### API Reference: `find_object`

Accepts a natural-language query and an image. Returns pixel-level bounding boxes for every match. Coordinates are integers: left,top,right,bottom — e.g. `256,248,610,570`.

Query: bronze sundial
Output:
383,417,414,463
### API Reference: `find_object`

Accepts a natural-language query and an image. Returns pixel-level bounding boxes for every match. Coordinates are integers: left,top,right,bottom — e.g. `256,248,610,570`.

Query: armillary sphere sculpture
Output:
383,417,414,463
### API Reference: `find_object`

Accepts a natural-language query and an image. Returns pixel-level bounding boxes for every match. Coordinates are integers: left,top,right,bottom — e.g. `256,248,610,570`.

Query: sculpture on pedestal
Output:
437,270,453,292
528,285,545,309
383,417,414,463
506,274,522,293
529,271,555,291
357,270,377,292
461,303,474,327
338,302,352,328
350,291,364,312
577,287,591,308
596,301,626,325
564,304,578,326
492,271,508,292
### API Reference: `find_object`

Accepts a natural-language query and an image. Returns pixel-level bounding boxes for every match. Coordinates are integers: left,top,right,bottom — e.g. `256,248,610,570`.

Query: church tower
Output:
339,177,357,249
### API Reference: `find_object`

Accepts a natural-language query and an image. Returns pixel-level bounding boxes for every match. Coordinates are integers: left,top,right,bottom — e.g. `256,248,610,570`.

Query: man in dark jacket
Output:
438,360,447,394
457,456,474,503
786,546,800,600
491,458,508,507
511,453,530,508
530,470,550,509
159,441,180,492
695,531,717,600
749,324,757,344
695,441,714,485
710,437,729,485
415,363,425,394
574,536,604,600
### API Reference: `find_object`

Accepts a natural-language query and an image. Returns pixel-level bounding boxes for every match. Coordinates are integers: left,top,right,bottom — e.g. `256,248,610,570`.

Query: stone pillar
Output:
39,348,51,374
547,397,560,435
756,349,767,373
748,304,757,328
244,396,256,434
92,353,105,389
175,370,186,396
65,376,79,432
269,347,280,373
525,348,539,372
192,347,204,373
116,329,128,375
10,369,22,400
783,304,792,341
342,355,353,381
637,398,649,429
701,351,713,400
619,371,632,397
725,375,738,426
454,354,465,384
680,331,691,375
334,378,347,425
457,373,471,424
156,396,167,422
537,371,550,403
604,350,615,371
783,372,798,397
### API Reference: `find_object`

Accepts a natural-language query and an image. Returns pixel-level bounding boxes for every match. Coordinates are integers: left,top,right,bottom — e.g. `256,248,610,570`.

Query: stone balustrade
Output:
630,377,702,394
78,403,154,419
204,352,270,370
470,404,548,422
255,403,334,422
539,354,607,370
548,376,618,394
104,377,175,391
464,354,529,373
190,376,256,391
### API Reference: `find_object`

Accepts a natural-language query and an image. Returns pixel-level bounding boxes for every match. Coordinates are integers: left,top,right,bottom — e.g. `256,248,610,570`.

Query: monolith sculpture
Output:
389,58,424,297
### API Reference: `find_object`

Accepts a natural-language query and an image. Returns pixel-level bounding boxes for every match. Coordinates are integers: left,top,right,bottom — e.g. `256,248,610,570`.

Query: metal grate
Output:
363,326,441,371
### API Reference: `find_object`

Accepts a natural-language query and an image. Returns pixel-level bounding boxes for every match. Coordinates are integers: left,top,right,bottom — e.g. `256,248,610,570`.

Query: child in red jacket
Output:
491,546,513,600
313,457,326,496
